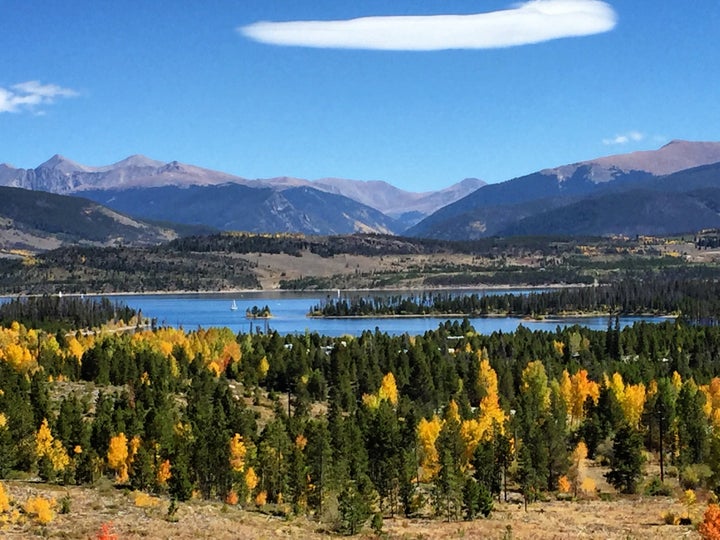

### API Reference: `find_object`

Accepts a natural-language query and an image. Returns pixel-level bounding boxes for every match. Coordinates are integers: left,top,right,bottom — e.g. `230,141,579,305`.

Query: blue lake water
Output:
91,290,671,337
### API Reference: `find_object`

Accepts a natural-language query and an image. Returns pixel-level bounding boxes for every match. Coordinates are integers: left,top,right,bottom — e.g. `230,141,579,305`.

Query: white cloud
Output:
239,0,617,51
602,131,645,145
0,81,78,114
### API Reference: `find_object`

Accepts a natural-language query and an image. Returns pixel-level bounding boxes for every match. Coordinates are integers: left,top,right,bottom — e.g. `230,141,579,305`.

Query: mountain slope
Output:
0,186,181,253
0,155,481,225
409,141,720,239
498,161,720,236
81,184,400,235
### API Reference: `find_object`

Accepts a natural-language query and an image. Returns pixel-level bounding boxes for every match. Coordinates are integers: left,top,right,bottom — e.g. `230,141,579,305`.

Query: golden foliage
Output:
245,466,259,493
133,491,160,508
258,356,270,378
558,475,571,494
672,371,683,391
378,372,399,405
295,434,308,451
255,490,267,506
363,372,399,409
35,418,70,473
24,496,56,525
580,477,596,495
107,433,129,483
606,372,646,428
417,415,443,481
229,433,247,472
156,459,172,487
700,378,720,428
0,413,7,430
568,370,599,423
65,335,85,363
568,441,588,497
0,481,10,513
460,358,506,461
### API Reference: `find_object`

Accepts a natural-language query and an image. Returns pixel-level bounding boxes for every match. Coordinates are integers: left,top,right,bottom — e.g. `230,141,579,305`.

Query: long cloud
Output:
239,0,617,51
0,81,78,114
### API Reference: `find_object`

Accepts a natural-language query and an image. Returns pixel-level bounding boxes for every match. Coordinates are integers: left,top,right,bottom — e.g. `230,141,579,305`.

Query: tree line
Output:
312,275,720,322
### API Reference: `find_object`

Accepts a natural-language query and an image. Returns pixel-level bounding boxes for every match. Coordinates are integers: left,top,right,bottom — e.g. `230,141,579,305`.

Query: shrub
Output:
662,510,678,525
0,481,10,513
24,496,56,525
645,476,673,497
681,464,713,490
700,504,720,539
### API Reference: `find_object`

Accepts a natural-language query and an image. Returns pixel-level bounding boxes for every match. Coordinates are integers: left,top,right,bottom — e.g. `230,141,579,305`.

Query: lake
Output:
96,290,671,337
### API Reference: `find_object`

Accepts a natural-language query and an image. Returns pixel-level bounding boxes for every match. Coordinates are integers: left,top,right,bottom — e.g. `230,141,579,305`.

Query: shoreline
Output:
308,311,677,320
1,282,591,298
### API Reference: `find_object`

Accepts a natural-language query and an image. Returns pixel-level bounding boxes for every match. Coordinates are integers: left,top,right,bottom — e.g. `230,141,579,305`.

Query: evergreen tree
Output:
433,448,464,521
605,424,645,494
676,380,709,467
337,479,371,535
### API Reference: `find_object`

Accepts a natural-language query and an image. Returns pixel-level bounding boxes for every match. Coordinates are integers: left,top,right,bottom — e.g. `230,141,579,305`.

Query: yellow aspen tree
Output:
378,372,399,405
463,357,507,460
417,415,443,481
245,466,259,493
107,433,129,483
569,369,599,424
568,441,588,497
700,378,720,424
156,459,172,487
622,383,647,428
258,356,270,379
229,433,247,472
65,336,85,363
35,419,70,474
672,371,683,392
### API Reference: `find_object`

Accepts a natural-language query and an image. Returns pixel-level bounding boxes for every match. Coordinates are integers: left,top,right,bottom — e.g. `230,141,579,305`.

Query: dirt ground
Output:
0,479,702,540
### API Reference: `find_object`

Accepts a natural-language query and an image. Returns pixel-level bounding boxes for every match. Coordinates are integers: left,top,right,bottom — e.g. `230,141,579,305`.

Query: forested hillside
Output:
2,296,720,535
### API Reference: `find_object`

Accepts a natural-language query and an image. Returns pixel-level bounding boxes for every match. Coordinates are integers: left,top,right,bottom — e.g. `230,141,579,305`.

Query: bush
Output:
645,476,673,497
700,504,720,539
662,510,679,525
681,464,713,490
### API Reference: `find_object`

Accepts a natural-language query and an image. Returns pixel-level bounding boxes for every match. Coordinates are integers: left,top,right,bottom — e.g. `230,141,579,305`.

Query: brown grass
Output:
0,479,702,539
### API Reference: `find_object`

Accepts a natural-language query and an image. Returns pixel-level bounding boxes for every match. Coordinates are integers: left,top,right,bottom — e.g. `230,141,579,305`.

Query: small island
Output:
246,304,272,319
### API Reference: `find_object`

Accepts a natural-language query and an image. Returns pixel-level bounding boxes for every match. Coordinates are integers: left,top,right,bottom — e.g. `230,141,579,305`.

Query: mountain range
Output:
0,155,484,234
408,140,720,238
1,139,720,248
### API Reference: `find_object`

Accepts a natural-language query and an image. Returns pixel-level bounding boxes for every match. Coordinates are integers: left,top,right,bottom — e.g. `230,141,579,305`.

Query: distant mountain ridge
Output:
3,140,720,239
408,140,720,239
0,155,484,226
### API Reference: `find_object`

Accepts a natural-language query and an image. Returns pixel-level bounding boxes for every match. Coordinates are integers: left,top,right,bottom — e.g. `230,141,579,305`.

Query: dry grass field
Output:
0,478,703,540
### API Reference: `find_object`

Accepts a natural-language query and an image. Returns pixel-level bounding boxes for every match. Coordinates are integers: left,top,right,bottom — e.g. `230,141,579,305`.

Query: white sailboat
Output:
230,300,238,311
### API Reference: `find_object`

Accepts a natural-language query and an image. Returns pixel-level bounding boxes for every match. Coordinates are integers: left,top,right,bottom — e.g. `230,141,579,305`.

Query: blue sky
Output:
1,1,718,192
